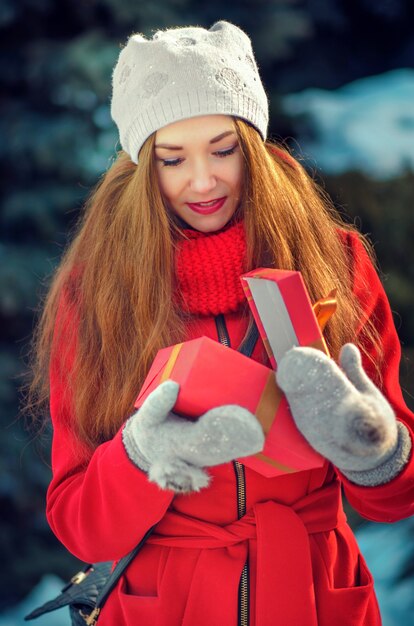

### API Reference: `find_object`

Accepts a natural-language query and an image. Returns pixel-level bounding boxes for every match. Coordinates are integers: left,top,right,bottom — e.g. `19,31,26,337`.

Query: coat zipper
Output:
215,313,231,347
215,314,250,626
234,460,249,626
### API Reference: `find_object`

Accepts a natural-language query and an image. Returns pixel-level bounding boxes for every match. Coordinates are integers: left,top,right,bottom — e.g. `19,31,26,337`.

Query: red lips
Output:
186,197,227,215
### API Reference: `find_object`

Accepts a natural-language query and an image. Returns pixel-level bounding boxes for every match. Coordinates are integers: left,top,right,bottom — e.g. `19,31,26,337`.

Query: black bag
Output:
24,525,155,626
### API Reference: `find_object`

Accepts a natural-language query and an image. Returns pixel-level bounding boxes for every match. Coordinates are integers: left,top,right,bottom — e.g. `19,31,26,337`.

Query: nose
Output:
188,159,217,195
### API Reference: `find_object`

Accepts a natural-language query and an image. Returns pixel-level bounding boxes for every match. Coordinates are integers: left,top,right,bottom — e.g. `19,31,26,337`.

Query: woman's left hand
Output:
276,343,402,475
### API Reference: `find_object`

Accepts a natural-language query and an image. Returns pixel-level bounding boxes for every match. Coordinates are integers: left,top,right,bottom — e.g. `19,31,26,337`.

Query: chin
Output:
192,218,230,233
187,208,237,233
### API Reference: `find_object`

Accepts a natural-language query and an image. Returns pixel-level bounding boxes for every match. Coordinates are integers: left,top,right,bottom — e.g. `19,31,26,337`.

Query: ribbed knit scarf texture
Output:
175,220,247,316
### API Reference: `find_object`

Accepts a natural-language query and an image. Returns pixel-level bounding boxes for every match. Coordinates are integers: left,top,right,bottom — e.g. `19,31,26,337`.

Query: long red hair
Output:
24,118,380,447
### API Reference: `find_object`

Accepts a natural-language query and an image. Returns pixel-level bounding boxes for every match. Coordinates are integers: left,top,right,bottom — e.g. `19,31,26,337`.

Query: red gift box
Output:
134,335,324,477
240,268,336,369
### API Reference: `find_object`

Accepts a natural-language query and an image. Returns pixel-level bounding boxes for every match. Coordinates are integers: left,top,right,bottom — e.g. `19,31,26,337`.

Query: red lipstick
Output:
186,197,226,215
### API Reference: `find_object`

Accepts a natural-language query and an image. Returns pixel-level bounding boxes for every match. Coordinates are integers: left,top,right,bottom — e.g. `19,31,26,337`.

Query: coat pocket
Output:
118,578,159,626
318,554,378,626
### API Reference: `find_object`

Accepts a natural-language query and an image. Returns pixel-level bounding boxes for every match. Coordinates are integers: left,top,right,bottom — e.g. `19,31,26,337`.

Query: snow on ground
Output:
356,518,414,626
282,69,414,179
0,575,69,626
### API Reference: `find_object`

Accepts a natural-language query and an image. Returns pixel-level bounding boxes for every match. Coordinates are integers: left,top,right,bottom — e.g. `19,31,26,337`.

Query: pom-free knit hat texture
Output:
111,21,269,163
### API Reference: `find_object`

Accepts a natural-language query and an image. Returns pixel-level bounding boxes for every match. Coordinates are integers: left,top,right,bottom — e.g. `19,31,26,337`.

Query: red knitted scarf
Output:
175,220,247,316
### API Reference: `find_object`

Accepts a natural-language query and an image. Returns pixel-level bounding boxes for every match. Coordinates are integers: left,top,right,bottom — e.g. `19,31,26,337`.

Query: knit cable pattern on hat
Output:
175,220,247,316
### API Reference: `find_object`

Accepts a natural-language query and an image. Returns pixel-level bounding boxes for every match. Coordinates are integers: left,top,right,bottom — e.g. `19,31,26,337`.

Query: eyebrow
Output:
155,130,236,150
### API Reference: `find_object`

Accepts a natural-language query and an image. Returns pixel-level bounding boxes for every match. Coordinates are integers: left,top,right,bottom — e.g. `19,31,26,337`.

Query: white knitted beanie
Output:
111,21,269,163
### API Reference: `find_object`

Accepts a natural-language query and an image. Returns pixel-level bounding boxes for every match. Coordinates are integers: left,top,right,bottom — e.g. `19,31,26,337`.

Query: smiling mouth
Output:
186,197,227,214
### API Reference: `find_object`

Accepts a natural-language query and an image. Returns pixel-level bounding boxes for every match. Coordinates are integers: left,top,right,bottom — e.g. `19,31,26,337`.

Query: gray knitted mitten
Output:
123,380,265,493
276,343,412,486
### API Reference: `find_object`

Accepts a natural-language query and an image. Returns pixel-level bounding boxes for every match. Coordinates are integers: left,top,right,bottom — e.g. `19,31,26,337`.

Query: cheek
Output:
157,170,180,202
225,153,243,183
227,160,243,195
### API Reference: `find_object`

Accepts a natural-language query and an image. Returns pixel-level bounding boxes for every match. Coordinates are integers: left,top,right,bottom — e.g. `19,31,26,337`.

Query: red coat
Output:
47,232,414,626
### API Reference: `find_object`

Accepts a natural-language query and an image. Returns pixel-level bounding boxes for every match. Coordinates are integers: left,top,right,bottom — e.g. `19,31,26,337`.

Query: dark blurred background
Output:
1,0,414,623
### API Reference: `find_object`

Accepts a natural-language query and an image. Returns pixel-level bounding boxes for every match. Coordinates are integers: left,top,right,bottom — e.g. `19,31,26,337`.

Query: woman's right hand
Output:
122,381,264,493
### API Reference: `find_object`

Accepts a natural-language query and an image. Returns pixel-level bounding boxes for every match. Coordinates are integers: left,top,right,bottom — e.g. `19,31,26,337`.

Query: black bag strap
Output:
237,316,260,358
91,524,156,616
214,312,259,358
24,524,156,624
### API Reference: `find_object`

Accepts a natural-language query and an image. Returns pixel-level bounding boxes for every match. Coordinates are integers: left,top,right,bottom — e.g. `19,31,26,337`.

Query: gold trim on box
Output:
254,452,296,473
255,373,282,435
262,337,275,360
160,343,183,382
310,336,329,355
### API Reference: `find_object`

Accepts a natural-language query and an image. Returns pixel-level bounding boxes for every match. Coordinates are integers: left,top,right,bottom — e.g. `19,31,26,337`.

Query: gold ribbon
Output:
160,343,183,383
313,289,337,332
311,289,337,357
253,373,296,472
253,452,296,473
255,372,282,435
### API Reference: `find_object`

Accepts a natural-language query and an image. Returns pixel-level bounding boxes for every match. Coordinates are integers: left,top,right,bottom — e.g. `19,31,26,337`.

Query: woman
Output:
28,21,414,626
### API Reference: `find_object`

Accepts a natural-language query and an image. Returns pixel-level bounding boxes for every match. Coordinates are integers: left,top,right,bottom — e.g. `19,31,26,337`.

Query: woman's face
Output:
154,115,243,233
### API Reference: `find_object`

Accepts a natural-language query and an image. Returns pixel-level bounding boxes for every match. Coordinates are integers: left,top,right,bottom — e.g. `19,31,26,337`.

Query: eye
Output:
214,144,238,158
159,157,184,167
